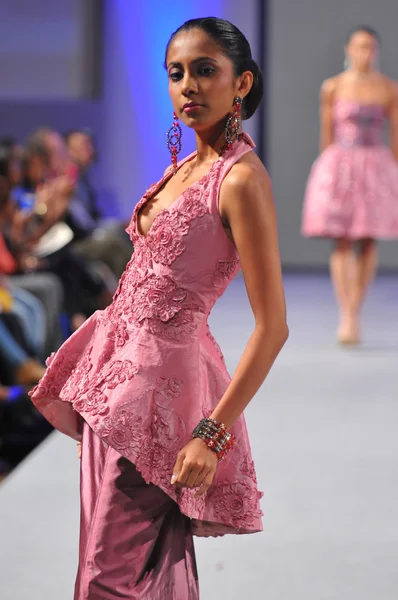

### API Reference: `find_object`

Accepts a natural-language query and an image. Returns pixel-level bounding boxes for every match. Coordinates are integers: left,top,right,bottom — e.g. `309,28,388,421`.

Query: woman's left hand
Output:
171,438,218,497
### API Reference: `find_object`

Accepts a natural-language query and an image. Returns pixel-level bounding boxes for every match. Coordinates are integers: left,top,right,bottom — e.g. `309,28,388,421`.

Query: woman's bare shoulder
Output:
379,74,398,97
223,151,270,191
219,152,271,215
321,74,345,97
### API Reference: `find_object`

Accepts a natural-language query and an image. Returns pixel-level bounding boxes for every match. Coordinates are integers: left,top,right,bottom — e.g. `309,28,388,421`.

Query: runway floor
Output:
0,273,397,600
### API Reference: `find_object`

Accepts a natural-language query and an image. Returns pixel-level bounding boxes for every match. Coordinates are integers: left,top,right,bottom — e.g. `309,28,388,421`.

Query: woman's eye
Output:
169,71,182,82
198,66,215,76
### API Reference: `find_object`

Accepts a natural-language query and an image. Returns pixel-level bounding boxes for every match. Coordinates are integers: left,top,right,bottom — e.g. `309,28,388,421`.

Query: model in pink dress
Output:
30,17,288,600
302,26,398,345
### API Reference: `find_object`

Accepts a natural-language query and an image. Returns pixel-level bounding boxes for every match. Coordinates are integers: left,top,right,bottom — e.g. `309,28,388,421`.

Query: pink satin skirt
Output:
74,421,199,599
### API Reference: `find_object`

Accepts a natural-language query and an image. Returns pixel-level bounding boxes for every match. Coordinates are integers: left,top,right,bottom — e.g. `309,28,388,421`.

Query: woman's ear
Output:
237,71,254,100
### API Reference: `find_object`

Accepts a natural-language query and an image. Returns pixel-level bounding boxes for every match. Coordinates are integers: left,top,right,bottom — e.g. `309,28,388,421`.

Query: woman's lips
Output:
182,103,203,114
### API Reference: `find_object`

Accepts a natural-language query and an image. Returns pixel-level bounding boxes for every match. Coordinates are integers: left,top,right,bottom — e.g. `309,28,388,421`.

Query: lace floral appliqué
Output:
130,274,188,323
144,187,208,266
207,483,263,528
212,258,240,287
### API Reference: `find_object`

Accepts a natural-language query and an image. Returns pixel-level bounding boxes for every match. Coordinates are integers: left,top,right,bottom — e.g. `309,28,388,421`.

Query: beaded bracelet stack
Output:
192,418,236,461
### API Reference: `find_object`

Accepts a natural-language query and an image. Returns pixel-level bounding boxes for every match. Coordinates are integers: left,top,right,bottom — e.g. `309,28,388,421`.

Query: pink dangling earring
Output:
167,111,182,175
222,96,243,153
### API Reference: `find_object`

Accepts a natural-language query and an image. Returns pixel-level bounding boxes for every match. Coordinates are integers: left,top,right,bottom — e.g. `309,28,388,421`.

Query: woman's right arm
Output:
319,78,335,152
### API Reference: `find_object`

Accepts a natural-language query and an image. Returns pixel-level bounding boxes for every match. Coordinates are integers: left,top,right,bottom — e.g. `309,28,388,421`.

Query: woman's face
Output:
166,29,251,132
346,31,378,71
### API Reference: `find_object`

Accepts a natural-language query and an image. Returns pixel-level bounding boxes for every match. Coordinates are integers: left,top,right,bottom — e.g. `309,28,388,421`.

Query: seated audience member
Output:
64,128,132,278
1,145,64,353
2,135,113,331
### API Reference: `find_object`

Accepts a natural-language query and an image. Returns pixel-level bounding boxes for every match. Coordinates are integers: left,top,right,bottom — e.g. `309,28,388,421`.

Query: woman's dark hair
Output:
165,17,263,120
0,136,17,150
347,26,381,45
0,144,12,180
0,146,12,210
20,138,50,189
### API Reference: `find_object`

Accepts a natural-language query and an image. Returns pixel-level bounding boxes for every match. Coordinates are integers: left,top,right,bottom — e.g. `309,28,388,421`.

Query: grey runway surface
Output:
0,273,397,600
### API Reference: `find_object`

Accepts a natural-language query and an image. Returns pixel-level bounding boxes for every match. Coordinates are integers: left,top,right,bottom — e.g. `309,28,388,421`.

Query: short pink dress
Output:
30,134,263,537
302,98,398,239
